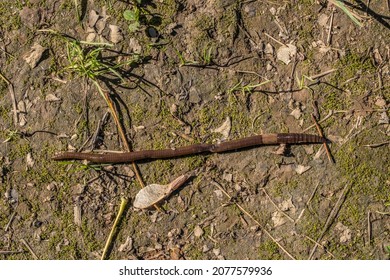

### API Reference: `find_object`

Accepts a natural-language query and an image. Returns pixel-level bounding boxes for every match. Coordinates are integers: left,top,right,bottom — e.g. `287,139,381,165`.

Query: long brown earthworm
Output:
52,133,326,164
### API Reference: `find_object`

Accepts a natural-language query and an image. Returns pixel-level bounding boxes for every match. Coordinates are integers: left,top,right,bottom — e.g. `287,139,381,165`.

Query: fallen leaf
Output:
290,108,302,119
278,198,296,213
327,134,344,144
378,111,389,124
272,144,287,155
45,93,61,102
109,24,123,44
23,43,47,68
211,116,231,140
317,14,330,27
272,211,287,227
295,165,311,175
276,43,296,65
133,173,191,209
375,97,386,107
118,236,133,252
213,189,224,200
26,152,34,168
335,222,352,243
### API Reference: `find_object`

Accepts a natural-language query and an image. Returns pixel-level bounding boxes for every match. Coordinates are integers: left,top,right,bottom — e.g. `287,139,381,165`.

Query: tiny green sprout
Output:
202,45,214,65
174,49,198,66
123,7,141,32
227,79,271,95
2,130,20,143
295,73,315,90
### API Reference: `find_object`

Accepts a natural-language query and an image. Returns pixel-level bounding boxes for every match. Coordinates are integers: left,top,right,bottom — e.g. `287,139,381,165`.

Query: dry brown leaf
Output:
212,116,231,140
23,43,47,68
290,108,302,119
295,165,311,175
45,93,61,102
133,173,191,209
276,44,296,65
272,211,287,227
118,236,133,252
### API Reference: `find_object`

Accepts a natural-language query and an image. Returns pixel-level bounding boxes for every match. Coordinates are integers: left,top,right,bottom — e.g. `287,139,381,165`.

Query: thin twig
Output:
101,197,128,260
94,82,146,188
367,211,371,246
4,209,17,232
295,181,320,223
211,180,296,260
376,211,390,215
301,234,335,258
363,141,390,148
0,72,19,126
0,250,24,255
311,114,334,163
263,32,287,47
261,188,294,223
302,110,334,132
308,184,351,259
309,68,338,80
20,239,38,260
326,9,335,46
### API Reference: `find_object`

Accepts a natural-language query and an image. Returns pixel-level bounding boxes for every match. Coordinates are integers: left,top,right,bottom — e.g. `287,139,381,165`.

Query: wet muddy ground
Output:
0,0,389,259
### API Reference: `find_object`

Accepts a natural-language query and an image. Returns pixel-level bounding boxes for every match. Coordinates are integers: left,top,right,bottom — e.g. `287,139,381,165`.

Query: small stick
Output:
376,211,390,215
363,141,390,148
367,211,371,246
309,68,338,80
211,180,296,260
4,209,17,232
20,239,38,260
263,32,287,47
301,234,335,258
311,114,334,163
302,110,334,132
101,197,128,260
0,250,24,255
261,188,294,223
326,9,335,46
308,183,351,259
0,72,19,126
295,181,320,223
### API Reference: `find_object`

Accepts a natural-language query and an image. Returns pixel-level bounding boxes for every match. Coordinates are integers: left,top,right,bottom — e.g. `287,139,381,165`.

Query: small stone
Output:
109,24,123,44
264,43,274,55
193,225,204,237
212,248,221,256
118,236,133,252
147,27,159,38
375,97,386,107
317,14,330,27
202,244,211,253
222,173,233,182
19,7,41,29
46,182,57,191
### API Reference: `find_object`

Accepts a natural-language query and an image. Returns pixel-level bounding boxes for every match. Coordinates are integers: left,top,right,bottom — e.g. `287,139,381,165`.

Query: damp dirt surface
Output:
0,0,389,260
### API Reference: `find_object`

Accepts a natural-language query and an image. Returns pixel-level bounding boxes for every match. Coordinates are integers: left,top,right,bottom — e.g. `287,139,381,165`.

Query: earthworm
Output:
52,133,326,164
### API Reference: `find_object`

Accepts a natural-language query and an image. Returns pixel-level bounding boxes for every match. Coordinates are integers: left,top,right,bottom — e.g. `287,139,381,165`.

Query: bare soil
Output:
0,0,389,260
